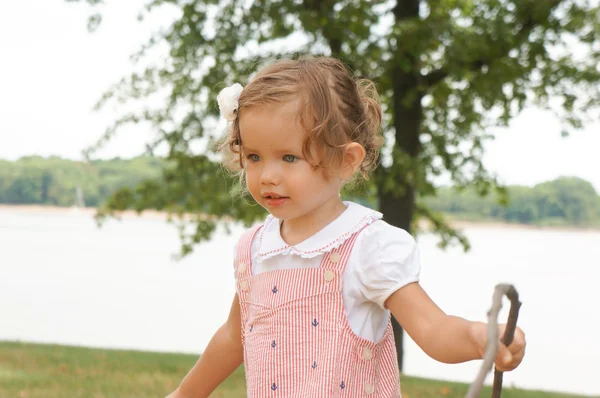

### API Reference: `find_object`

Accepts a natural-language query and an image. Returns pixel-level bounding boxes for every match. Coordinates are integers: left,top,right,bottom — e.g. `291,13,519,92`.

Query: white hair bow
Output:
217,83,243,122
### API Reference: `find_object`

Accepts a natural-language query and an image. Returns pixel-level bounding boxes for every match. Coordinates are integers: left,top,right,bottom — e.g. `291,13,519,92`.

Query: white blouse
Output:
238,201,421,342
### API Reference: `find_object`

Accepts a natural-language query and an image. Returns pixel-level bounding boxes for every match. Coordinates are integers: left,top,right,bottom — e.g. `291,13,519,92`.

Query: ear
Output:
340,142,366,180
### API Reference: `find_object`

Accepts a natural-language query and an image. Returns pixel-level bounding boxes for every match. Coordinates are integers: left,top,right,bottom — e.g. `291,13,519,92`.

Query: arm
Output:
167,293,244,398
385,282,525,371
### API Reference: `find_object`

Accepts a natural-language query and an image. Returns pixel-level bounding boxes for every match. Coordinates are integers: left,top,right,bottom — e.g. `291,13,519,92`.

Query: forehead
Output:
239,101,307,149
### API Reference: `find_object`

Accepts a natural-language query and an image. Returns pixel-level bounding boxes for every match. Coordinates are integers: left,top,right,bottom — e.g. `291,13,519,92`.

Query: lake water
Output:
1,208,599,396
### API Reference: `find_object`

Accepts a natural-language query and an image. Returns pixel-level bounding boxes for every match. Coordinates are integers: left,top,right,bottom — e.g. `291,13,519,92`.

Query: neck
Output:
280,197,347,246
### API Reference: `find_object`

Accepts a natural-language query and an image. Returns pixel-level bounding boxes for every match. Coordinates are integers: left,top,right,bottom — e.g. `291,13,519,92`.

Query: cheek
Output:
245,169,262,197
300,166,329,187
314,167,332,184
245,169,256,187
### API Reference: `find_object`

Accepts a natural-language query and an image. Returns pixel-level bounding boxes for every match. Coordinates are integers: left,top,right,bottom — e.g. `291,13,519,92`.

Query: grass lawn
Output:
0,341,590,398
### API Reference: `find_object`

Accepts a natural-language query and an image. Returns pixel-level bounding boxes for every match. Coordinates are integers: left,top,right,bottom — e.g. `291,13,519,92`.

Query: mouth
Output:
262,193,289,206
262,193,288,199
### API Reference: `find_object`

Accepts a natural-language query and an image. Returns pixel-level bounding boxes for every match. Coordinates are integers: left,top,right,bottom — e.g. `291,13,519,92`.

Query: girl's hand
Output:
469,322,526,372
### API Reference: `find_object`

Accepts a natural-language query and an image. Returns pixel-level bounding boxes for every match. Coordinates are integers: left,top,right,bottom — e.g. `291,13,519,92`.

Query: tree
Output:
68,0,600,371
534,177,600,225
424,177,600,226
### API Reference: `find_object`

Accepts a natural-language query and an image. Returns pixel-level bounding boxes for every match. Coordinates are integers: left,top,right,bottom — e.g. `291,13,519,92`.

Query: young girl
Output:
167,56,526,398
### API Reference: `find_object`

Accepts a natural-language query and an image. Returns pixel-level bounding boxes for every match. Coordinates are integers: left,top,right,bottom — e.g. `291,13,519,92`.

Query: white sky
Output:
1,0,599,192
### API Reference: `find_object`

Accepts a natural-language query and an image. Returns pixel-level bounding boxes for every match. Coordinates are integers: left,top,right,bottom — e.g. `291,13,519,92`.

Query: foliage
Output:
426,177,600,227
0,156,163,208
63,0,600,245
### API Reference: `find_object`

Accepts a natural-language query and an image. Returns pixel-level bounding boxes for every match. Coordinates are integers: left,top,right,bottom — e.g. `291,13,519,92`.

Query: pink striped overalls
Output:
234,224,402,397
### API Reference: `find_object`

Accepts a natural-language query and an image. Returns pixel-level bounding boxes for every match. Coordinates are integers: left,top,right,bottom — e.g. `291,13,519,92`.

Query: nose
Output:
259,161,281,186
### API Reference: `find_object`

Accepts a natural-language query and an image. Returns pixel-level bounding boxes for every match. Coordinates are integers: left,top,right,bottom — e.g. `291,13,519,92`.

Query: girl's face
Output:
239,101,344,223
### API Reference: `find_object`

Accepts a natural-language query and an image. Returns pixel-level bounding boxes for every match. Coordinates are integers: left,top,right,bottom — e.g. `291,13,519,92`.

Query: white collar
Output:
255,201,382,261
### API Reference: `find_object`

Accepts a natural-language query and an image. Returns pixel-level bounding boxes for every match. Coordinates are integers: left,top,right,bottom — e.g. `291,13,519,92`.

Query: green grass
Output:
0,341,591,398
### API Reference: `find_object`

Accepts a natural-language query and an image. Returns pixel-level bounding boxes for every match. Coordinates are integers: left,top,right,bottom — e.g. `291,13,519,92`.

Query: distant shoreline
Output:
1,204,598,233
0,204,169,220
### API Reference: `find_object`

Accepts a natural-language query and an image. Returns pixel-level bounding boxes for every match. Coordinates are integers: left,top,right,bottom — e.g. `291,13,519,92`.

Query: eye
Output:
246,154,260,162
283,155,298,163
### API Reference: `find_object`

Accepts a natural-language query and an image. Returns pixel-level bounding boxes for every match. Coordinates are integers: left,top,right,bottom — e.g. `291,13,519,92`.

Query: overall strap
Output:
234,224,263,278
319,223,370,273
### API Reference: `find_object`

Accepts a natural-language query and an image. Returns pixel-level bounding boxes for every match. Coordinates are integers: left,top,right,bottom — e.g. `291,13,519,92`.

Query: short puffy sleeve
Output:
351,220,421,310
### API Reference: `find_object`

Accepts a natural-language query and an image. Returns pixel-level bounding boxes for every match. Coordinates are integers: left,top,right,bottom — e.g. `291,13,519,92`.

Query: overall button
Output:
362,347,373,360
330,251,341,263
237,262,247,273
365,383,375,394
240,280,249,292
324,270,335,282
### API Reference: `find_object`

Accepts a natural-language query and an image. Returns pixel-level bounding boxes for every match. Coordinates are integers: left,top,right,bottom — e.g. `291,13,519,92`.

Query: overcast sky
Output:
1,0,599,191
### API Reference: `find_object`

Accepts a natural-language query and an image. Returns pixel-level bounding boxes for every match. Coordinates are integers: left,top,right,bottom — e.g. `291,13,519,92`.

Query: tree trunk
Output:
379,163,419,372
379,0,423,374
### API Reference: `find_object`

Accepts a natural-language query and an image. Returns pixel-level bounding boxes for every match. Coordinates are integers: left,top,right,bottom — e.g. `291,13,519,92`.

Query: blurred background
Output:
1,1,600,397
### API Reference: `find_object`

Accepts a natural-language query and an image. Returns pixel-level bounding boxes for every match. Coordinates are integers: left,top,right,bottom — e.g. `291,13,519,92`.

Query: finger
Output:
510,346,526,363
497,345,525,372
507,342,524,357
507,328,526,352
497,361,517,372
495,343,513,370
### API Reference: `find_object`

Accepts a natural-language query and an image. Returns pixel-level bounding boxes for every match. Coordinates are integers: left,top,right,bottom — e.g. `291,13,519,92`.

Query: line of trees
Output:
1,156,598,228
0,156,163,207
426,177,600,227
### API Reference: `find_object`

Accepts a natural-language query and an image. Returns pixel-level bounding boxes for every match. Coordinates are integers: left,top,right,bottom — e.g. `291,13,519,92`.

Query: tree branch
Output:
301,0,342,55
491,286,522,398
466,284,522,398
422,0,563,89
393,0,420,20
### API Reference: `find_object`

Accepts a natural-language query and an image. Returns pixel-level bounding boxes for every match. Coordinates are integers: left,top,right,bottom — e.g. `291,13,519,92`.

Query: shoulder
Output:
237,223,264,246
237,213,273,246
348,220,421,309
355,219,417,255
233,218,268,261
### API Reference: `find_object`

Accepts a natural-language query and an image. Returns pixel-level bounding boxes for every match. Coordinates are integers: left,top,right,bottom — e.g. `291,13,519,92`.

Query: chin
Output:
265,208,288,218
262,205,295,220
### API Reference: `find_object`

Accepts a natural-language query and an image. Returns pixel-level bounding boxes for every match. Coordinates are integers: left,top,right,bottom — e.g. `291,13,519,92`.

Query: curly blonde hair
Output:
218,55,384,182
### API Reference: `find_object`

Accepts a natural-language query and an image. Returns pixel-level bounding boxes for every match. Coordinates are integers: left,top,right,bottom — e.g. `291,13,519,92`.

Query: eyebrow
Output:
241,146,257,152
241,146,301,154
